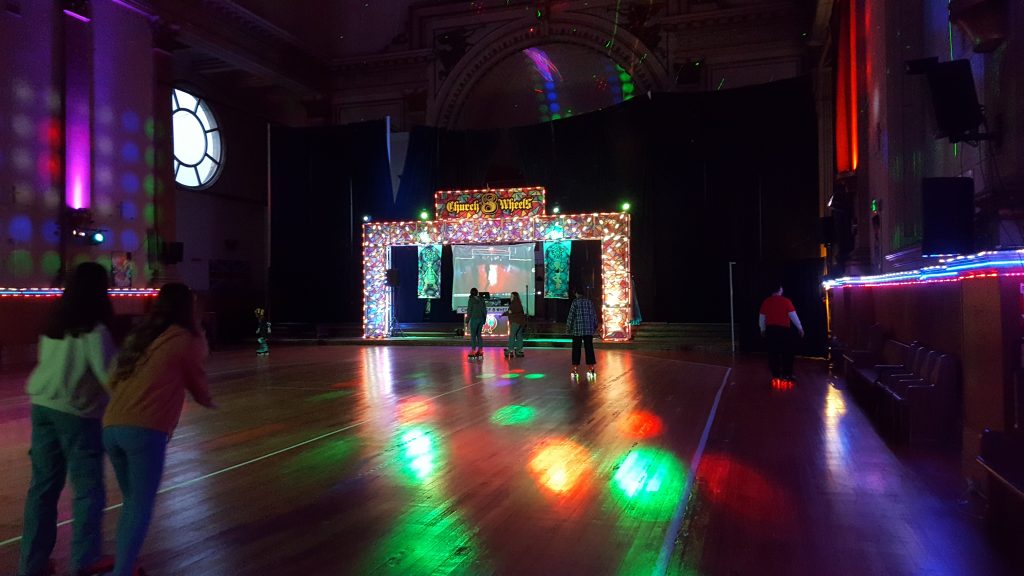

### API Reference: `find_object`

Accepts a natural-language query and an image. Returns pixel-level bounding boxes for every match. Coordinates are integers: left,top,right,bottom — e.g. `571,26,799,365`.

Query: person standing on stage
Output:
103,283,216,576
566,288,598,377
502,291,527,357
758,284,804,381
467,287,486,358
19,262,117,576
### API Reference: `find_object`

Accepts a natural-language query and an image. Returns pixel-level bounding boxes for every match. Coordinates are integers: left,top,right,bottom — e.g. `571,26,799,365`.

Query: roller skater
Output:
566,287,598,377
466,287,486,359
501,291,526,359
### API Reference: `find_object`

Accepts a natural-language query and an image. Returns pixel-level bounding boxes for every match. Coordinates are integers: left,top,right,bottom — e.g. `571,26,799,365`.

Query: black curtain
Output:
269,120,392,323
482,78,818,329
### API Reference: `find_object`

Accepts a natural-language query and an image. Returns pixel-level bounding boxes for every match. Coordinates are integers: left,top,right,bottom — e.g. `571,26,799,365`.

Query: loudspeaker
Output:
385,268,400,287
922,177,974,256
162,241,184,264
925,60,984,142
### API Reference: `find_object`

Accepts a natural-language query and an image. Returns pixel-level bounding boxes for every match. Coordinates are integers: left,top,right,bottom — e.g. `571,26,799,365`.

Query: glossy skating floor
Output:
0,345,1015,575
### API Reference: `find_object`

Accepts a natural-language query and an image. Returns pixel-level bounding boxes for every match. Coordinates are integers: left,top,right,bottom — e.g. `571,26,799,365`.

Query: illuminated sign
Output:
435,187,545,219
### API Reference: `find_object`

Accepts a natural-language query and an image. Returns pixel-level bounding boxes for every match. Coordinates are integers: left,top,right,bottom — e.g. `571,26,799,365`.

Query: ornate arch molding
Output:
428,13,669,128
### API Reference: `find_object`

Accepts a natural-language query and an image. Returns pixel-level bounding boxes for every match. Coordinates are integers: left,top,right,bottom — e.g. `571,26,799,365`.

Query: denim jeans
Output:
508,322,525,352
19,405,105,576
103,426,169,576
469,318,484,349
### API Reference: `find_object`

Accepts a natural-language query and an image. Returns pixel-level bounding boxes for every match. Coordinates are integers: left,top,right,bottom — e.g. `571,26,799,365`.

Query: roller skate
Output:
503,348,514,358
256,337,269,356
586,366,596,380
570,366,580,380
468,350,483,360
514,350,524,357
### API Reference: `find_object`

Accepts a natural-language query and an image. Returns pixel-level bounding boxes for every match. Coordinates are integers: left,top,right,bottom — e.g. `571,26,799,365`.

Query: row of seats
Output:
841,327,960,444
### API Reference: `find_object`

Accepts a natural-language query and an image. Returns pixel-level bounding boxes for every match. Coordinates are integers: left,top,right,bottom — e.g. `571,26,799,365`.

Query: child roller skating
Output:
255,307,271,355
466,287,486,360
500,291,527,359
565,287,598,381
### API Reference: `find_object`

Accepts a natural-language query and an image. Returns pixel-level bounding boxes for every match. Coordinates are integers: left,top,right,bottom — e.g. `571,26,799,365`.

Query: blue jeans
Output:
103,426,169,576
469,318,484,349
508,322,525,352
20,405,105,576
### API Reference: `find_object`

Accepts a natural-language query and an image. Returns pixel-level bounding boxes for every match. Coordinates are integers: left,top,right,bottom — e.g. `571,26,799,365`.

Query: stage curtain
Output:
417,244,442,299
544,240,571,299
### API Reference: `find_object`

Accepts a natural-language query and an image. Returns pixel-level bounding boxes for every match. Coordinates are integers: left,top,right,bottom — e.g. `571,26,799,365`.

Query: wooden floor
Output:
0,344,1016,575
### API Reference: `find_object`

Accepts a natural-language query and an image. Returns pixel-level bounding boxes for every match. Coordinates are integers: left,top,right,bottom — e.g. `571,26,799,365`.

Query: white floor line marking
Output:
653,366,732,576
0,380,480,548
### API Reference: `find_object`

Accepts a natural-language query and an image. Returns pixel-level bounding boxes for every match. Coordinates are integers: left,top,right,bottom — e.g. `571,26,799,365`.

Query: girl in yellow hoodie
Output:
102,283,215,576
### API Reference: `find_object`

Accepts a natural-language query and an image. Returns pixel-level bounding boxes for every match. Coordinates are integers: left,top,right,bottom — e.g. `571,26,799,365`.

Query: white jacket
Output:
26,324,117,419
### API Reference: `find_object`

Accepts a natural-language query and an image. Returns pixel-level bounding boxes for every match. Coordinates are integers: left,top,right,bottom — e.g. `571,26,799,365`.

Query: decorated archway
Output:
362,187,631,340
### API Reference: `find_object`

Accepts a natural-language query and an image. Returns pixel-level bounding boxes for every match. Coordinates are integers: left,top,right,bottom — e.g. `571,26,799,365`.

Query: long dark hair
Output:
110,283,197,383
44,262,113,339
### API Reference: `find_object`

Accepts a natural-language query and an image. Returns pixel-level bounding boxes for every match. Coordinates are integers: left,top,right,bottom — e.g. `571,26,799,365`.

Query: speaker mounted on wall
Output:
921,177,975,257
916,59,997,144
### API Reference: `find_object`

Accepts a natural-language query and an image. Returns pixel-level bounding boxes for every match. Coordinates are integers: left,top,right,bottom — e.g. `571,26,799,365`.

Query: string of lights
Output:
362,211,632,341
822,249,1024,289
0,287,159,298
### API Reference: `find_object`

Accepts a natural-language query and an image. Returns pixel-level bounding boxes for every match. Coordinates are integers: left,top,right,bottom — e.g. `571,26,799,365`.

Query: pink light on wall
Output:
66,116,90,209
64,8,93,209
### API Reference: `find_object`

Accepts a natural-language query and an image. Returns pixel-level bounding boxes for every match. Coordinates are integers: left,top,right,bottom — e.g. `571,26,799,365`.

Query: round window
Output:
172,88,222,188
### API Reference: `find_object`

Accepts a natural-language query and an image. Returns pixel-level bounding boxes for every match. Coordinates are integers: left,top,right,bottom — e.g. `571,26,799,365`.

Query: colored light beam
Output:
529,438,592,495
490,404,536,426
609,447,687,520
617,410,664,439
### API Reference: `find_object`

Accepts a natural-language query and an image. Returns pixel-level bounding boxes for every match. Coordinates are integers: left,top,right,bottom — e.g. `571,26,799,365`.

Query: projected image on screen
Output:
452,243,536,313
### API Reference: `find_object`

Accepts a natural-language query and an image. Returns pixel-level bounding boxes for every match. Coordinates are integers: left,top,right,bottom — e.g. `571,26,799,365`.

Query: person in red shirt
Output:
759,285,804,381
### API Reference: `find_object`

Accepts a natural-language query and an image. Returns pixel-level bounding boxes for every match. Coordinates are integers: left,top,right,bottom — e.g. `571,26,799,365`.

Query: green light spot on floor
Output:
281,437,359,476
491,405,536,426
500,373,520,379
524,373,545,379
395,425,445,484
360,501,487,575
609,447,688,521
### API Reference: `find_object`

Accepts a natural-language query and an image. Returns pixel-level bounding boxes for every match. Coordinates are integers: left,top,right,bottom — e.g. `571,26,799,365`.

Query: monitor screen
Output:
452,243,536,313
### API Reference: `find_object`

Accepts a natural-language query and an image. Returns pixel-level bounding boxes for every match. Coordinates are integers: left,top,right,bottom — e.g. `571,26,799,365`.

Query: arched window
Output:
172,88,222,188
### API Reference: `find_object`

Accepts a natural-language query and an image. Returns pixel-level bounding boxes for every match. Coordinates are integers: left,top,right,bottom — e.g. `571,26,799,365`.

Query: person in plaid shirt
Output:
566,287,598,377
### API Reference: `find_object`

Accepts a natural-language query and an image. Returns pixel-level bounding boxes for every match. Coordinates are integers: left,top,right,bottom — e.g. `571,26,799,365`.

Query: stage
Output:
1,344,1012,575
